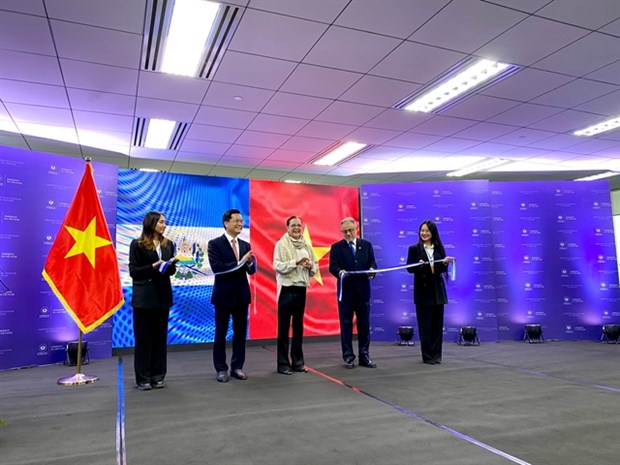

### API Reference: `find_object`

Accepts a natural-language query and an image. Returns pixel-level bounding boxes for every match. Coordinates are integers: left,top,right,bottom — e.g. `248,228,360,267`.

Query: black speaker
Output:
397,326,415,345
458,326,480,345
65,341,90,366
602,324,620,343
524,324,544,343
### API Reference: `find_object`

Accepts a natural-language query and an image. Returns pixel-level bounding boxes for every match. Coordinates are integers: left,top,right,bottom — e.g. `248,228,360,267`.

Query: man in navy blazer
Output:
208,209,256,383
329,217,378,369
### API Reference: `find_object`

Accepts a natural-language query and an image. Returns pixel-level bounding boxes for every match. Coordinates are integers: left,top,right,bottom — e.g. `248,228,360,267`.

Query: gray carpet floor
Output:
1,340,618,465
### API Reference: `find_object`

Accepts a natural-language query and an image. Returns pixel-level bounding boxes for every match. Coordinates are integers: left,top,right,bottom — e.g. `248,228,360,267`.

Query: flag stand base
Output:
57,373,99,386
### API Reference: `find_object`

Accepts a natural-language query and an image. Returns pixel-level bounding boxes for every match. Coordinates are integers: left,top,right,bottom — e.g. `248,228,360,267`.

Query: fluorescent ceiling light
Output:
144,119,176,149
447,158,510,177
283,179,302,184
139,168,160,173
574,171,620,181
161,0,220,76
402,59,512,113
573,116,620,137
313,142,368,166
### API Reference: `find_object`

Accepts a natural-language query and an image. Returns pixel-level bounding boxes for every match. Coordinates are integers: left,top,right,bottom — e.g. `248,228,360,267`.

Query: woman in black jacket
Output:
406,220,454,365
129,211,178,390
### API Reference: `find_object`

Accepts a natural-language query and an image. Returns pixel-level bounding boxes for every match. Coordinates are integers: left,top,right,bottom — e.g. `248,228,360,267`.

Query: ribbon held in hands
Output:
338,258,455,301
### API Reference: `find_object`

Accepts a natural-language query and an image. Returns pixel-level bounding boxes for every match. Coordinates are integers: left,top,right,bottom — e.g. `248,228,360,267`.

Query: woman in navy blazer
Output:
129,211,178,390
207,209,256,383
406,220,454,365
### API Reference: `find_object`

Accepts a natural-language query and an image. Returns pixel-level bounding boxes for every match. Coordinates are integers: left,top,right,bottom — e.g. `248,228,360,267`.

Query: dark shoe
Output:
216,371,229,383
136,382,152,391
434,360,442,365
423,360,435,365
278,367,293,375
230,369,247,380
151,380,165,389
292,366,308,373
343,360,355,369
359,358,377,368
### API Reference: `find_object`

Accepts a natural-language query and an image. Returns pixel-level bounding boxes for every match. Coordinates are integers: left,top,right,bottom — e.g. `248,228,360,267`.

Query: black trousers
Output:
415,304,444,363
277,286,306,370
213,303,248,372
337,300,371,363
133,306,170,384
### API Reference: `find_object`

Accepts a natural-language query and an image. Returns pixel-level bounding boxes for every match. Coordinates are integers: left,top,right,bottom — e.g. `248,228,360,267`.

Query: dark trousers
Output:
133,306,170,384
415,304,444,363
277,286,306,370
213,303,248,372
338,300,371,363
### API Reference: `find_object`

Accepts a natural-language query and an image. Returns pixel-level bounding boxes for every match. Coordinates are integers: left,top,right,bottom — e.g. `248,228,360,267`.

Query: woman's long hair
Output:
138,211,169,250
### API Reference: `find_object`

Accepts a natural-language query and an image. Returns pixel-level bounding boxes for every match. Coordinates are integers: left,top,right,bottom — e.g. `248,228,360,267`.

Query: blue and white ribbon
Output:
338,258,455,301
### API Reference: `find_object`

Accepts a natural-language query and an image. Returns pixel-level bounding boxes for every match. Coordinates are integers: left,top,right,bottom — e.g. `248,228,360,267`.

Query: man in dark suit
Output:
208,209,256,383
329,217,377,369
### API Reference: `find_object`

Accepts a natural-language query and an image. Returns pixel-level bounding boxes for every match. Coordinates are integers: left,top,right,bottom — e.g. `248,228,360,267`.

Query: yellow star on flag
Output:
64,217,112,268
303,225,330,285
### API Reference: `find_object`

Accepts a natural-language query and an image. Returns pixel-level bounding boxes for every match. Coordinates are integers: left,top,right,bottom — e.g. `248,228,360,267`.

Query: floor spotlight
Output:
65,341,90,366
523,324,544,343
396,326,415,346
458,326,480,345
601,324,620,343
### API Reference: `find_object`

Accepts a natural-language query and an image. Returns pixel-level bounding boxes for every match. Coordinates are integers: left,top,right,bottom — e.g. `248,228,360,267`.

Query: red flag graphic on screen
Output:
249,180,359,339
42,162,124,333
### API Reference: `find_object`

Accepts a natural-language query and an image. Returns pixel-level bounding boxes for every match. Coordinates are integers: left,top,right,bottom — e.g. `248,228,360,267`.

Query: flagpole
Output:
57,331,99,386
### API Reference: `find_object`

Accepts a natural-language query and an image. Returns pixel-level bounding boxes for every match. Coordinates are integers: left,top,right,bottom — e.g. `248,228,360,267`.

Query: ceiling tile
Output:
248,0,349,23
225,144,274,159
73,110,133,132
335,0,450,39
492,127,556,145
411,0,526,53
454,122,517,141
384,132,442,149
440,95,520,120
340,75,419,107
531,78,618,108
536,0,620,30
178,139,230,155
51,20,141,68
410,115,478,137
5,103,74,126
229,9,327,61
267,148,315,163
247,114,309,135
202,82,274,111
575,90,620,116
46,0,145,33
135,97,199,122
481,68,573,102
138,72,210,103
0,11,55,55
61,59,139,94
0,80,69,108
0,50,63,85
280,64,362,99
194,106,256,129
534,33,620,77
214,51,297,90
304,26,401,74
296,120,358,139
365,109,430,132
371,41,465,84
488,103,564,126
477,16,588,67
185,124,242,143
316,101,383,125
262,92,332,119
235,130,289,148
528,109,605,133
67,88,136,116
345,127,402,145
279,136,333,152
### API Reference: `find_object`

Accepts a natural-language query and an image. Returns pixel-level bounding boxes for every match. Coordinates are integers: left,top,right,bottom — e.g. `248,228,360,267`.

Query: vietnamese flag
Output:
249,180,359,339
42,162,124,333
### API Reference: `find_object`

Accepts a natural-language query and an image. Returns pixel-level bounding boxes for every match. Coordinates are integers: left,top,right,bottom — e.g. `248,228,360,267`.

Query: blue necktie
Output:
349,241,356,256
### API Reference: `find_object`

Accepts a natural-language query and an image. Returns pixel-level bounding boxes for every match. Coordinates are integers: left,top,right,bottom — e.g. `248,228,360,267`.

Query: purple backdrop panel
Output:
361,181,498,344
492,181,619,341
0,146,117,370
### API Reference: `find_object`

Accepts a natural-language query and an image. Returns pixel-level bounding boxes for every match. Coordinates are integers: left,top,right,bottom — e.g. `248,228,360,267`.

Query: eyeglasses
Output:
288,223,302,228
341,228,356,234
